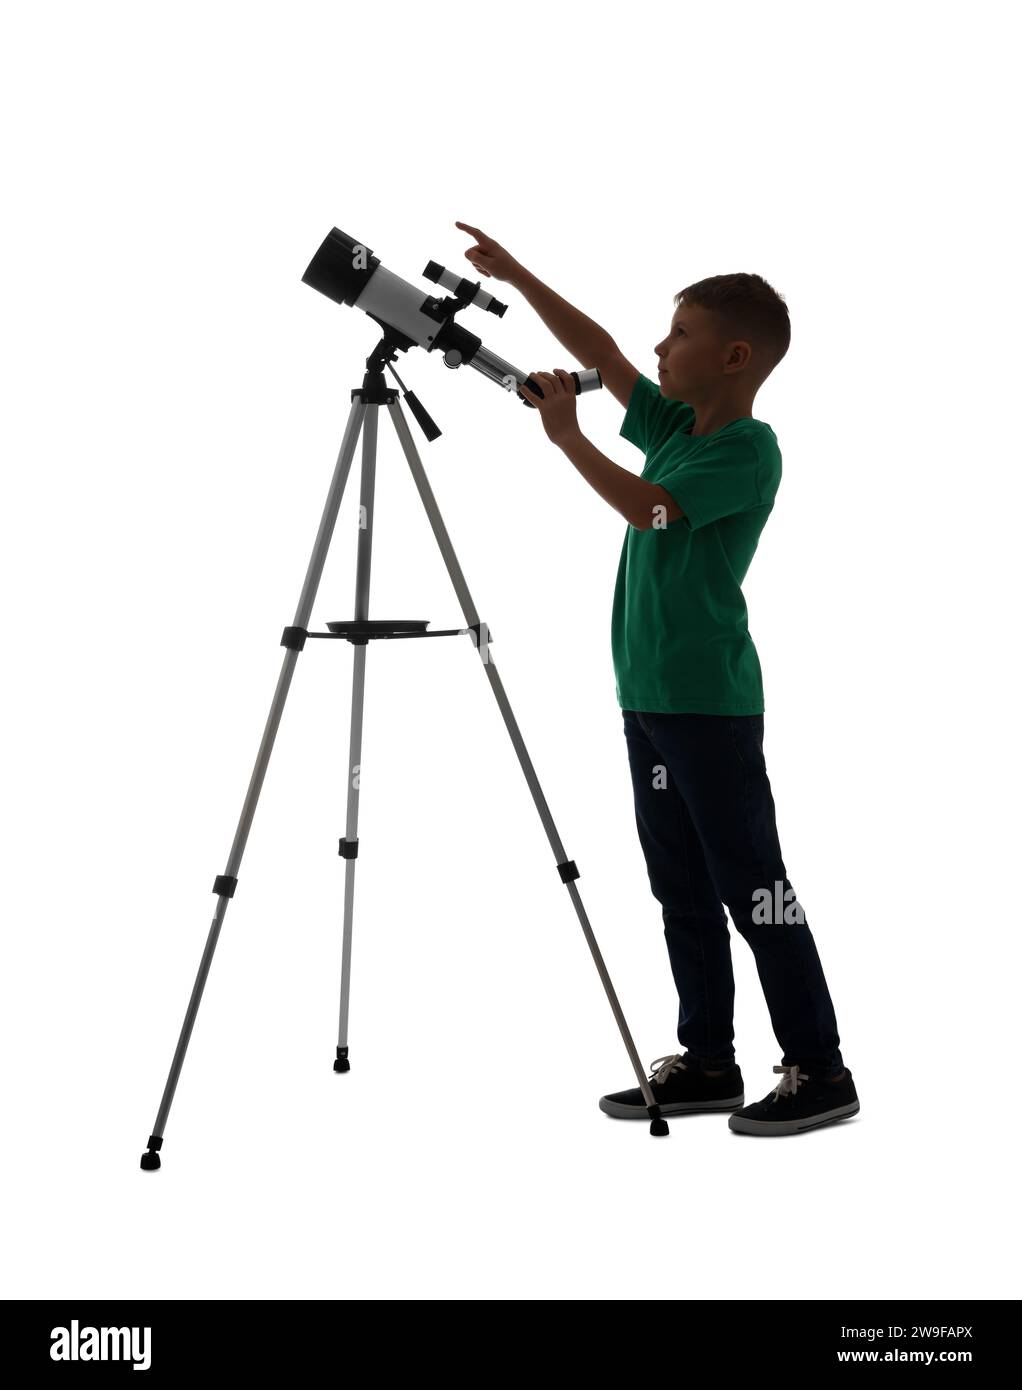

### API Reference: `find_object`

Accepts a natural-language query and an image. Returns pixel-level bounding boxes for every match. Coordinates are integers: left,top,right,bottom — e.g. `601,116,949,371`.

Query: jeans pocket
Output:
728,715,765,771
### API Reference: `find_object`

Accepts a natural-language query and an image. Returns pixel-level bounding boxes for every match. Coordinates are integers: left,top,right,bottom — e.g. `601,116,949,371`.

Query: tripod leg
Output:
140,400,368,1170
333,406,380,1074
386,401,668,1137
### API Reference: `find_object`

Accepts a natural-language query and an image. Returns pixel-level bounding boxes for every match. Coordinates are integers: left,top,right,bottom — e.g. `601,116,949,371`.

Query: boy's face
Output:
654,302,734,400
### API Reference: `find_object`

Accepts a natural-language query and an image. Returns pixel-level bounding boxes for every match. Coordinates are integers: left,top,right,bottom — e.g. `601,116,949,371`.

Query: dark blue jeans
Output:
622,708,844,1077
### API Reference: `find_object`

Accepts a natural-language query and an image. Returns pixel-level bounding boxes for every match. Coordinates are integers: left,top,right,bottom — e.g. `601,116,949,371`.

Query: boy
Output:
456,222,859,1136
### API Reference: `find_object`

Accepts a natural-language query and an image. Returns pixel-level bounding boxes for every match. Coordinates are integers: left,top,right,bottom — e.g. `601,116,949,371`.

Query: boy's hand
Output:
519,370,580,444
455,222,522,283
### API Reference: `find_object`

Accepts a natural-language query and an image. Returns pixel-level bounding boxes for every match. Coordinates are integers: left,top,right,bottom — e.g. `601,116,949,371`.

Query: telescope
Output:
136,225,667,1175
302,227,602,406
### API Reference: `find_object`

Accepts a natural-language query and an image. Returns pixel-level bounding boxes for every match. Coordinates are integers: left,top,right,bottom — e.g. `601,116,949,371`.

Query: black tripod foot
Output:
333,1046,350,1073
648,1106,670,1137
140,1134,163,1170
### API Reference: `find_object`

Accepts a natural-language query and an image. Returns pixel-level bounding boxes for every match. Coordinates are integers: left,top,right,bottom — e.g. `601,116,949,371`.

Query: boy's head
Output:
654,273,790,403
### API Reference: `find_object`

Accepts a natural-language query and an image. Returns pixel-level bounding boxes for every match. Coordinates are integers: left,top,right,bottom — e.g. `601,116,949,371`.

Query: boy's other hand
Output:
519,370,580,444
455,222,522,283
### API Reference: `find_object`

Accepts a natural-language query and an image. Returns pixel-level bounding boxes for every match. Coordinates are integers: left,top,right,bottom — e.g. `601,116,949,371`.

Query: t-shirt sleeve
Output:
657,437,781,530
619,373,696,455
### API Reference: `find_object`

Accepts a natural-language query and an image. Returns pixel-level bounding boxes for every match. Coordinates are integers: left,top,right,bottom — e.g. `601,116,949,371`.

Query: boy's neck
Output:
686,391,759,438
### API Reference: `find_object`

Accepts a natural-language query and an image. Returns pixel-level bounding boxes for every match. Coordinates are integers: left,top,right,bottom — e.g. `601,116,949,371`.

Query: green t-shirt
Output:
611,373,782,715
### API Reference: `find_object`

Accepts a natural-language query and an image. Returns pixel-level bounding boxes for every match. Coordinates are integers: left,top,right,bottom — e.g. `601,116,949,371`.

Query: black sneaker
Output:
728,1063,860,1135
599,1052,744,1119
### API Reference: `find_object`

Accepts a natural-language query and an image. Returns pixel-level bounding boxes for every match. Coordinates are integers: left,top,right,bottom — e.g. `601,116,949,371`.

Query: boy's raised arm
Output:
455,222,640,408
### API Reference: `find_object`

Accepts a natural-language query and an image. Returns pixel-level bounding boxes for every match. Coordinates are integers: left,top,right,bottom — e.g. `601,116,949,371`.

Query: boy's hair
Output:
675,273,790,383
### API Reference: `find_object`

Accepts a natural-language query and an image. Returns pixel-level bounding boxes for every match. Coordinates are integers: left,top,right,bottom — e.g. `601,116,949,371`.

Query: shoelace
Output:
770,1063,810,1101
649,1054,688,1085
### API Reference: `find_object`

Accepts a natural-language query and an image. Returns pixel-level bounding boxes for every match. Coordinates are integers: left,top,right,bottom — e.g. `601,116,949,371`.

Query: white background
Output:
2,0,1018,1301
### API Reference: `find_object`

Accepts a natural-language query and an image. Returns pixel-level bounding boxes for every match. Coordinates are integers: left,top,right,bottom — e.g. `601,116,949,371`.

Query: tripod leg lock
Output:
338,838,359,859
556,859,579,884
280,625,309,651
213,874,238,897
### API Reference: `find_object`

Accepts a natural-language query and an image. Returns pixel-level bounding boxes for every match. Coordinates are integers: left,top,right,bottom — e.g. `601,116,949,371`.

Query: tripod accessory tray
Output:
280,620,493,649
326,619,429,642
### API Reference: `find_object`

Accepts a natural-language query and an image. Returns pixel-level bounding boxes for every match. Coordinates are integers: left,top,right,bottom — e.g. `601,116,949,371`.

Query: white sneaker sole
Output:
728,1100,860,1135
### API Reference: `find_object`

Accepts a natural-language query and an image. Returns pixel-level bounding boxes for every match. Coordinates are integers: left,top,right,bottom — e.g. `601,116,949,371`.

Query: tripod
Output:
140,342,668,1169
